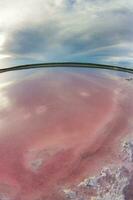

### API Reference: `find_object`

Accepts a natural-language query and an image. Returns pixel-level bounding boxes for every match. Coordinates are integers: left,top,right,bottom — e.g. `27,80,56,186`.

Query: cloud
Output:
0,0,133,68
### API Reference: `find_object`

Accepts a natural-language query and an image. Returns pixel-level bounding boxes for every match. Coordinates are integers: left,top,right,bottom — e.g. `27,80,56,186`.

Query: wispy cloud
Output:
0,0,133,68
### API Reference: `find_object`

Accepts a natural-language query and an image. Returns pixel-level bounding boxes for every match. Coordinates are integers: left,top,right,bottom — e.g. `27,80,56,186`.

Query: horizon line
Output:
0,62,133,74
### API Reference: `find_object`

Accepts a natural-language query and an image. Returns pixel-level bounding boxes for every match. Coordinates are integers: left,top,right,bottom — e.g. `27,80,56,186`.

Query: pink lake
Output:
0,66,133,199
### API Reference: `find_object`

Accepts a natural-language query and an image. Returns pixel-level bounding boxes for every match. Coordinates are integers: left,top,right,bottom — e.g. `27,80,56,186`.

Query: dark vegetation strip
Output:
0,62,133,74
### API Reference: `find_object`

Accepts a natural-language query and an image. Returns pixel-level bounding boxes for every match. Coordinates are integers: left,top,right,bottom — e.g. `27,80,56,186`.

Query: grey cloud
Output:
4,21,61,55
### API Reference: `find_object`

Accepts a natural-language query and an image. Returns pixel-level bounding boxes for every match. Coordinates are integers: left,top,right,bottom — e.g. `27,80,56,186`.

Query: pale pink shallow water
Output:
0,68,133,199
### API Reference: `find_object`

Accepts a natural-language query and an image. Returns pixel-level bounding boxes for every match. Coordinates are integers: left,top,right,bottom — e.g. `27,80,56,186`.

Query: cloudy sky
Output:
0,0,133,68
